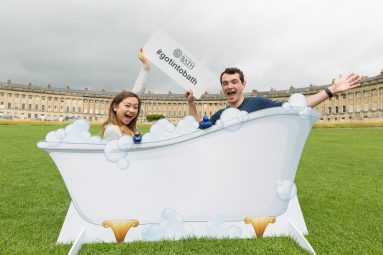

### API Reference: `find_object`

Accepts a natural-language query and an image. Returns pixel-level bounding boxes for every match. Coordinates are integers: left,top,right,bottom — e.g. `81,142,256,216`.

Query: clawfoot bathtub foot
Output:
244,216,276,237
102,219,139,243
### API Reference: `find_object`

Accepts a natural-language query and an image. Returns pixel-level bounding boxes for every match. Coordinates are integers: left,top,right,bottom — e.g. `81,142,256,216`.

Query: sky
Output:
0,0,382,94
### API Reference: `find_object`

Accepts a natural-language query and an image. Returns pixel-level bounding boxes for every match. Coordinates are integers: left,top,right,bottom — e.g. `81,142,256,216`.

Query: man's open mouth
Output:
227,91,236,97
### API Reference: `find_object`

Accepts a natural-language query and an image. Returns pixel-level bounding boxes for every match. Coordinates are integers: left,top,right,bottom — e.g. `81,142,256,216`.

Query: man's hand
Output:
330,73,361,94
138,48,150,69
185,89,195,104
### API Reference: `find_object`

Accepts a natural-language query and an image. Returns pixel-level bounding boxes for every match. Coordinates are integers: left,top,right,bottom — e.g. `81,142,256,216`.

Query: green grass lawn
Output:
0,124,382,254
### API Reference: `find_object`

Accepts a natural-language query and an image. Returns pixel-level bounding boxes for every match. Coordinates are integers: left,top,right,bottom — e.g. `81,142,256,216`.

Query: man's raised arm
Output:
307,73,361,107
185,90,201,122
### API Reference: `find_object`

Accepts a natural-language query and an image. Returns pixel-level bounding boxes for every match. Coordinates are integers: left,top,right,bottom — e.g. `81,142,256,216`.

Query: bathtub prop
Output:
37,94,319,255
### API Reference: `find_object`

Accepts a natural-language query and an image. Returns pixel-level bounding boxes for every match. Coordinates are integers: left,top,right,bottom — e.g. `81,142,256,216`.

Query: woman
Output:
101,49,149,141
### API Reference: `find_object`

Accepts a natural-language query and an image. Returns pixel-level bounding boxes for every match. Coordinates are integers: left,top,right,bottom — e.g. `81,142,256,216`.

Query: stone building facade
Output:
1,70,382,123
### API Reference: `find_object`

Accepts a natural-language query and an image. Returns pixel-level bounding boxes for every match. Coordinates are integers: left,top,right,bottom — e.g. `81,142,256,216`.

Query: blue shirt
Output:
210,96,283,125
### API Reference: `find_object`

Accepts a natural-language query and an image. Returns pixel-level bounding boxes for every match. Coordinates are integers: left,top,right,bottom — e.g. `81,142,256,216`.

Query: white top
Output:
103,124,122,142
132,66,150,97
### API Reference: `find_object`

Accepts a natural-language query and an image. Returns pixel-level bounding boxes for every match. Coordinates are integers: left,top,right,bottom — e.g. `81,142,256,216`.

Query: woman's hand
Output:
138,48,150,69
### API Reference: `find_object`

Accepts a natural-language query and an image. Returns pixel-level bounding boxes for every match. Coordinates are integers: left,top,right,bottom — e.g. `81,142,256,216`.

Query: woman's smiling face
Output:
113,96,139,125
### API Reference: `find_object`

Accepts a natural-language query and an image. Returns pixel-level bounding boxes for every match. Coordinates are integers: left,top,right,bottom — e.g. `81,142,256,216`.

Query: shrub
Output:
146,114,165,122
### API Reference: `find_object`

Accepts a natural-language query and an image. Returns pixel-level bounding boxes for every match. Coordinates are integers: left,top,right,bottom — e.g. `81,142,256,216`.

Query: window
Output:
364,91,369,97
42,105,45,111
348,93,353,99
342,105,346,113
28,104,32,110
22,104,25,110
7,103,12,109
328,107,332,114
35,105,38,110
349,105,353,113
335,106,339,113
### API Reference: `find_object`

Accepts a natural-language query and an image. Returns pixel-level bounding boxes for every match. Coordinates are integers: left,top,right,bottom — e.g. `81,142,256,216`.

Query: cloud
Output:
1,0,382,94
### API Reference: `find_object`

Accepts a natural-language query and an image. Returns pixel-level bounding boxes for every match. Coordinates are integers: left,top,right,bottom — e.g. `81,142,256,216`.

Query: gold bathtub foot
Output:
102,219,139,243
244,216,276,237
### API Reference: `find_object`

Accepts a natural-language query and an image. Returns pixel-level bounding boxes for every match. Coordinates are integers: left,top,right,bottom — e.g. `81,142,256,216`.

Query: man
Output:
185,67,361,124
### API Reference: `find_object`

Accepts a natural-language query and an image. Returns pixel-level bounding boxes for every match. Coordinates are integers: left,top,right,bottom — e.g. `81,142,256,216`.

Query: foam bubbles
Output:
288,93,307,108
216,108,248,132
276,179,295,201
117,158,130,170
142,117,198,143
45,131,62,147
282,93,311,118
44,119,104,146
118,135,133,150
141,208,194,241
290,183,297,199
55,128,66,139
206,214,242,238
104,140,127,162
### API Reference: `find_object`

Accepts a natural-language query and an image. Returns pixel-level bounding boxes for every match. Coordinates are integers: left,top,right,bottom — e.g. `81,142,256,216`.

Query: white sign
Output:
144,31,216,99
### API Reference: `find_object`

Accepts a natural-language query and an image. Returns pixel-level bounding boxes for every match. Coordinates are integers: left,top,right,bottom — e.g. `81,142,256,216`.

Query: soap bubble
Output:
118,135,133,150
217,108,248,132
104,140,127,162
206,214,242,238
142,208,194,241
276,179,294,201
117,158,130,170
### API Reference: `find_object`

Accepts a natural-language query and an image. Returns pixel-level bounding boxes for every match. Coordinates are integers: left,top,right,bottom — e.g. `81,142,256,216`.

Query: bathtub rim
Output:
37,107,320,152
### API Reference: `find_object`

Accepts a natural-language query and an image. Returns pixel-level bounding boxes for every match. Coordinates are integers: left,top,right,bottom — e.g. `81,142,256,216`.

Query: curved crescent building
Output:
1,70,382,123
